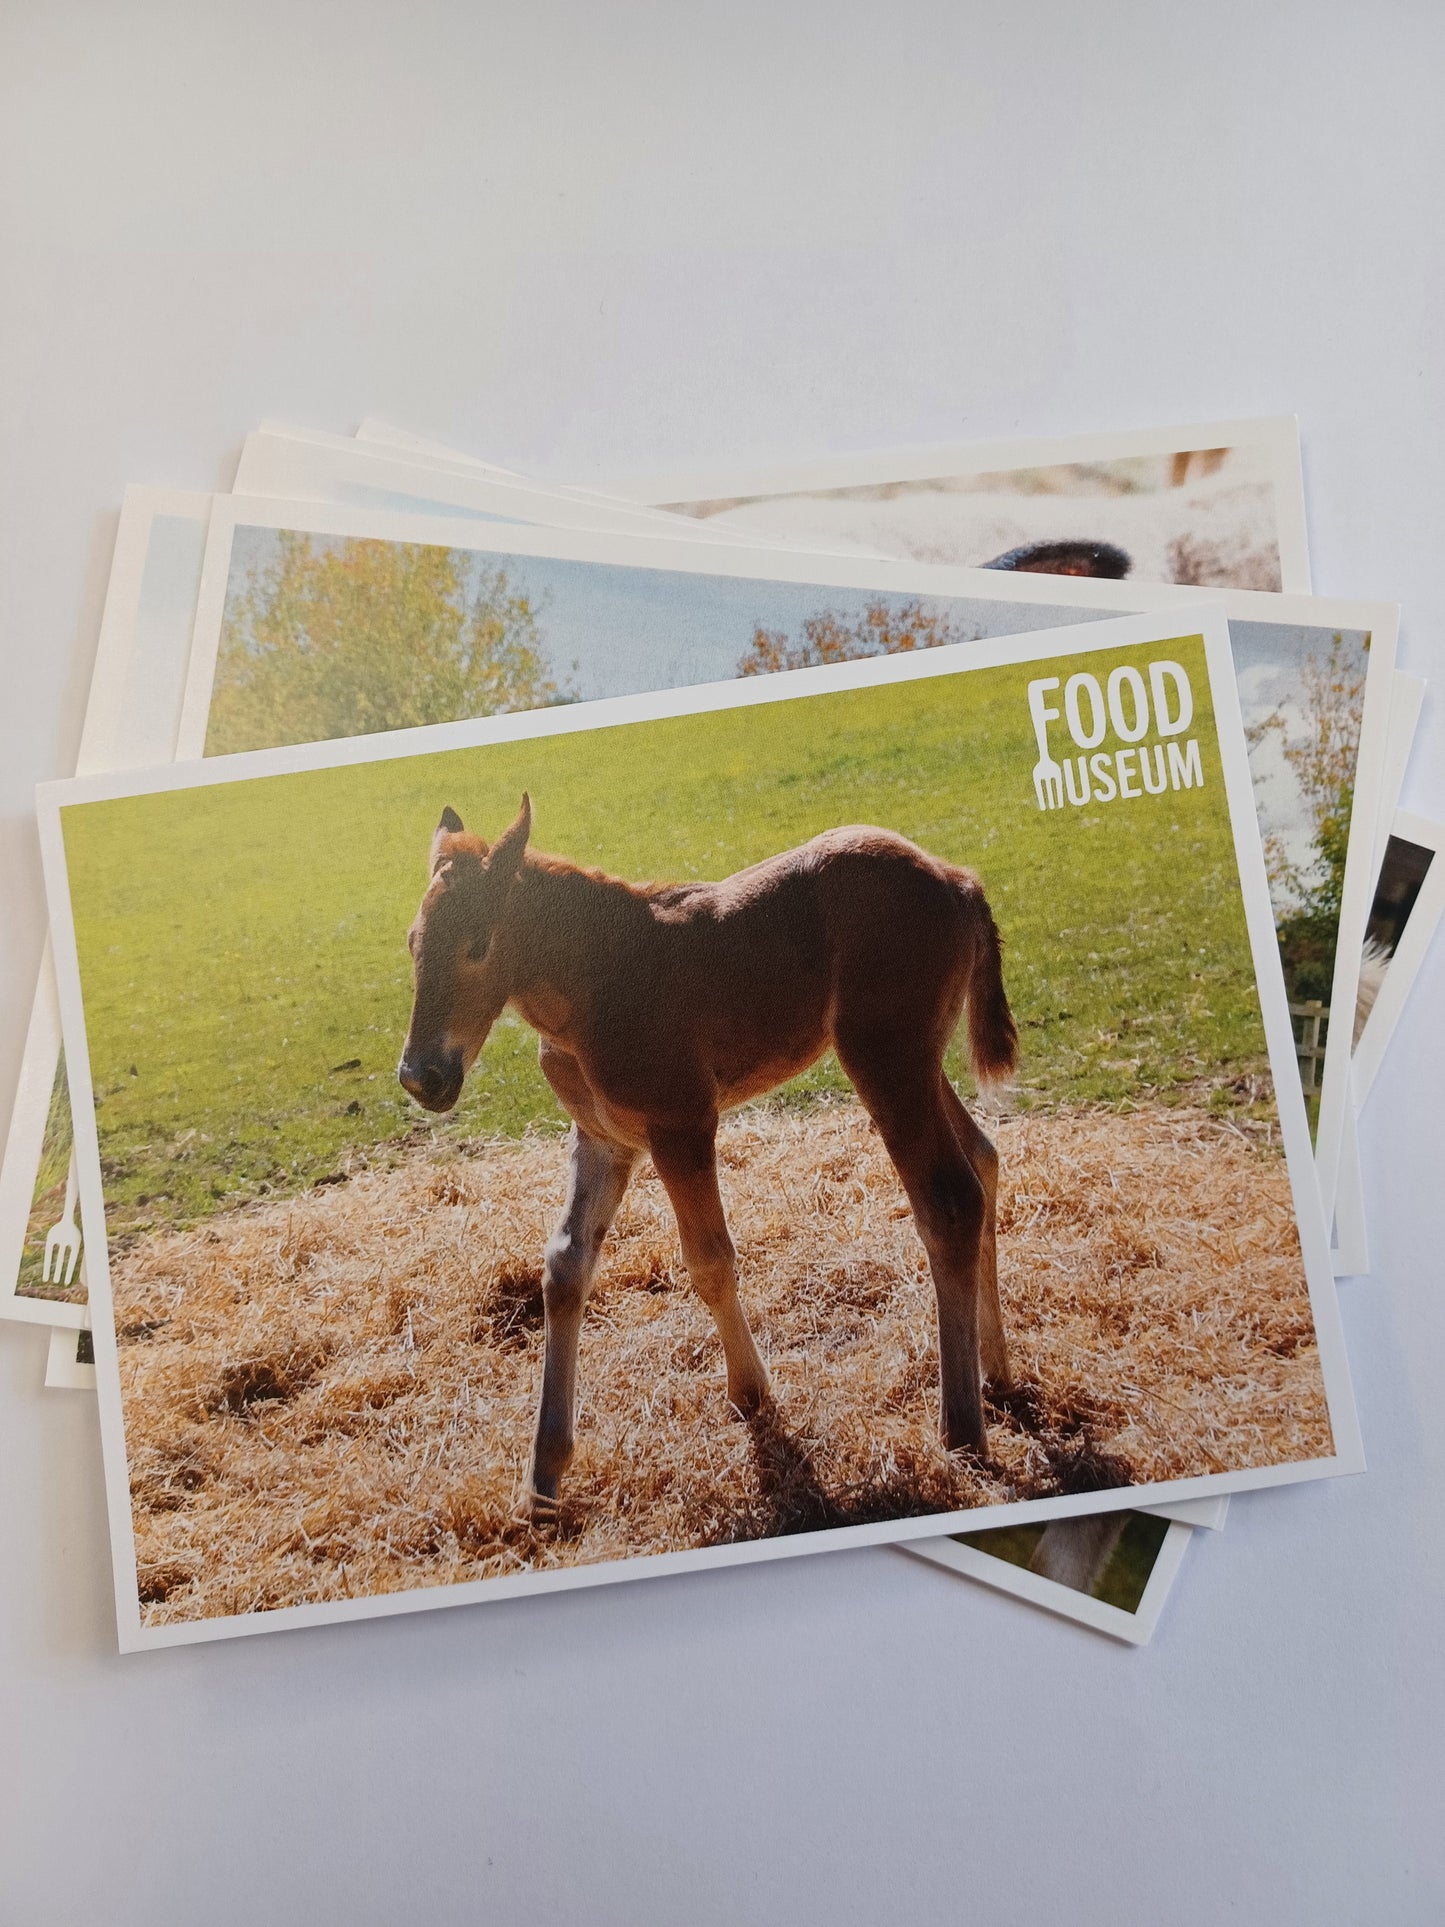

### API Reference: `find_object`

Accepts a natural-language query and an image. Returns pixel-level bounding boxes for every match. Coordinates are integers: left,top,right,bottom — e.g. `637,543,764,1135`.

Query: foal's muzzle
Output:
398,1046,465,1113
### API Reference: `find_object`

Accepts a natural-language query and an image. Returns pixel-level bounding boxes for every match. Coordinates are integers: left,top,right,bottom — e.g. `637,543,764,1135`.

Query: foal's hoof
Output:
727,1379,773,1421
516,1486,561,1531
941,1423,991,1466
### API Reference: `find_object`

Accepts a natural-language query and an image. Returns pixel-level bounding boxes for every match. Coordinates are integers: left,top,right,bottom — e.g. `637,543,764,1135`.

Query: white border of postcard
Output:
1331,677,1427,1275
233,425,813,551
40,603,1363,1649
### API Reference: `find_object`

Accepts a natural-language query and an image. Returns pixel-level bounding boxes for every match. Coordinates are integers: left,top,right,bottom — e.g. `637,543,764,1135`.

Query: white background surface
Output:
1,6,1441,1920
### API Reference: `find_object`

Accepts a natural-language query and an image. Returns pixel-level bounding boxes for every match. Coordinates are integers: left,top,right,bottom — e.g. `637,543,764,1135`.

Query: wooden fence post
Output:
1288,1000,1329,1094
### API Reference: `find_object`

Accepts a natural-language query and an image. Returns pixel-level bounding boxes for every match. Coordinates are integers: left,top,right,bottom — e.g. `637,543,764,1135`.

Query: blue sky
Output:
224,522,1108,700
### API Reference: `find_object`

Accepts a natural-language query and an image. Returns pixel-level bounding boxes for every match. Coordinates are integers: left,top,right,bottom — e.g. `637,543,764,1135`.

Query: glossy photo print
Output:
40,607,1358,1648
0,493,1395,1658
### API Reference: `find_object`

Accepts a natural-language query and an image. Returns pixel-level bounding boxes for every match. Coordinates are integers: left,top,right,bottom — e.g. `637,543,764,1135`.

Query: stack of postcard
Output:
4,416,1439,1651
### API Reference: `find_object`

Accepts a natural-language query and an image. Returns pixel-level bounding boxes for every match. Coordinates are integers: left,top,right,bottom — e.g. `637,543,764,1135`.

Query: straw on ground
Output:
112,1098,1330,1626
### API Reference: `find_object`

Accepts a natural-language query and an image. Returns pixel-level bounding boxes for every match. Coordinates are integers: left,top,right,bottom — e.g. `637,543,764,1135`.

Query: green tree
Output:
737,598,980,676
206,533,570,755
1246,632,1367,1001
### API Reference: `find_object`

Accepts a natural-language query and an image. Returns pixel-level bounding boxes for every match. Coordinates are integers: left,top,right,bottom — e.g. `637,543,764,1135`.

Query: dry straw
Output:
111,1099,1330,1625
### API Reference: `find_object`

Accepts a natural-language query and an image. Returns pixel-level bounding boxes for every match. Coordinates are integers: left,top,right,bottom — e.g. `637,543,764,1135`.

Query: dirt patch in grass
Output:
110,1098,1332,1627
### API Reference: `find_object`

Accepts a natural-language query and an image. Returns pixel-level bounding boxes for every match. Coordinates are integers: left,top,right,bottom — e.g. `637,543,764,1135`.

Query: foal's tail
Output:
962,886,1019,1093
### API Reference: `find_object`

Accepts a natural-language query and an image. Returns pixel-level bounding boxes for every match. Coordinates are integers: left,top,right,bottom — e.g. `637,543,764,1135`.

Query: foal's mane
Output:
524,848,691,907
433,829,709,919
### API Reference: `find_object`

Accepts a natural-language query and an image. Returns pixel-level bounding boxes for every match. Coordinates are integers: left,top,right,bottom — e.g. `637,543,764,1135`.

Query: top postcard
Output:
39,590,1359,1650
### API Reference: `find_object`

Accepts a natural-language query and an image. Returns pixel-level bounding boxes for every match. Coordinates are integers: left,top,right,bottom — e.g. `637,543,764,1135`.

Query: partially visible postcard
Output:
1354,809,1445,1104
0,490,211,1330
45,1323,96,1391
600,416,1312,593
905,1512,1193,1645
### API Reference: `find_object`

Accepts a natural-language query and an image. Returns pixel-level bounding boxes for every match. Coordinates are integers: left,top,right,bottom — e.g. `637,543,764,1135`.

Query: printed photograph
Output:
56,629,1339,1633
657,444,1287,590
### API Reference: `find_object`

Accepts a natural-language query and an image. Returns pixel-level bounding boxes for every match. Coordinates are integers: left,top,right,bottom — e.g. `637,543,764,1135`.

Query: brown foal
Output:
399,795,1018,1521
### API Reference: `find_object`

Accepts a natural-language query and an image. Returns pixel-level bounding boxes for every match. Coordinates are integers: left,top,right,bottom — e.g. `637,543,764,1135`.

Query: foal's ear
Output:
430,805,465,876
486,792,532,889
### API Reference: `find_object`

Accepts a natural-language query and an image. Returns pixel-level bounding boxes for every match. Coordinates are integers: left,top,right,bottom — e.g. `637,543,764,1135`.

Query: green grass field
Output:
62,635,1275,1241
16,1046,85,1301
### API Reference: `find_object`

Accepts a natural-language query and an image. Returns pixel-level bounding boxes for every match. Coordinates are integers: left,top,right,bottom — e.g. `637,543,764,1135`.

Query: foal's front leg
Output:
524,1125,636,1522
648,1123,772,1416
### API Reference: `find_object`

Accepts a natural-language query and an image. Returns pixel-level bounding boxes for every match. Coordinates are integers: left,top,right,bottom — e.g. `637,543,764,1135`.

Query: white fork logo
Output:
1027,677,1065,811
43,1147,83,1287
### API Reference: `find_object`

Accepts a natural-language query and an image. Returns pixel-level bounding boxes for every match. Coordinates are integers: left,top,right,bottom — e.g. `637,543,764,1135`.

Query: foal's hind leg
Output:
648,1123,771,1416
524,1125,636,1521
836,1030,989,1457
939,1079,1010,1392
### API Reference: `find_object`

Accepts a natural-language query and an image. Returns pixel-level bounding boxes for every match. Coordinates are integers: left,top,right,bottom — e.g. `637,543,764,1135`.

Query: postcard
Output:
42,600,1360,1648
1371,677,1427,884
1353,809,1445,1105
0,489,211,1331
903,1513,1193,1645
597,416,1313,594
0,431,1378,1646
1321,675,1425,1275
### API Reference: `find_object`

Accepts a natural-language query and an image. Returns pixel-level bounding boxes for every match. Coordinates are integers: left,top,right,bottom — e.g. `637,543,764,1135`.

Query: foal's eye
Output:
467,936,490,964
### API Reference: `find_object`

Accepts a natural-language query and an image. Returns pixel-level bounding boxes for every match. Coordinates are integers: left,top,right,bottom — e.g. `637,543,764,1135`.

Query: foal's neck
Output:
504,853,644,993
